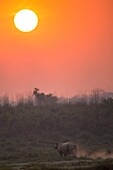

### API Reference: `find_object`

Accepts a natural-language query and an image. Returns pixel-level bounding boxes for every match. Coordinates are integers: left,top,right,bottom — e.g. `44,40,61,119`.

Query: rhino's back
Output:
59,142,76,153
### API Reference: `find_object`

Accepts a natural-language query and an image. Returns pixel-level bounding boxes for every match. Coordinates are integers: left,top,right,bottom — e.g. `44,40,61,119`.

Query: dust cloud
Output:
77,145,113,159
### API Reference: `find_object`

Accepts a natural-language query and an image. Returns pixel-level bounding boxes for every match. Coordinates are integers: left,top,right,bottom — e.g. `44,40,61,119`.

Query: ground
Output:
0,154,113,170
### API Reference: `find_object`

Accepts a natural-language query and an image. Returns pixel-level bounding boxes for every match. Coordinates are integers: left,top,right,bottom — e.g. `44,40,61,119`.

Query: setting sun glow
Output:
14,9,38,32
0,0,113,96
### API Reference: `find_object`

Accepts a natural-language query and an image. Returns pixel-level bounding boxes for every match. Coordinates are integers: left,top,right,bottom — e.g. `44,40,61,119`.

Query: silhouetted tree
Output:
33,88,57,105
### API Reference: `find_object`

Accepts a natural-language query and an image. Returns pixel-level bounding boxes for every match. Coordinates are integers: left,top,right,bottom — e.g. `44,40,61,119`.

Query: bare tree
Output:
90,89,104,104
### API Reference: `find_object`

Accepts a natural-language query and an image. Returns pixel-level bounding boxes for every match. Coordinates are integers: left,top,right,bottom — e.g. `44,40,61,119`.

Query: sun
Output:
14,9,38,32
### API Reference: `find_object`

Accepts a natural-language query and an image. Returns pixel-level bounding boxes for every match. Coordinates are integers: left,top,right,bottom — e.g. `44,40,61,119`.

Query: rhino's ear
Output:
55,142,58,149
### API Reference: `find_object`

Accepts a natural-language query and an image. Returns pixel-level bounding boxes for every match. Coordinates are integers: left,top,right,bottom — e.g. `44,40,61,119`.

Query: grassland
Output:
0,94,113,169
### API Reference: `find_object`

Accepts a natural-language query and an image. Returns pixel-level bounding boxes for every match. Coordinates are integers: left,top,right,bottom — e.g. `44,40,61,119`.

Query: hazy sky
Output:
0,0,113,97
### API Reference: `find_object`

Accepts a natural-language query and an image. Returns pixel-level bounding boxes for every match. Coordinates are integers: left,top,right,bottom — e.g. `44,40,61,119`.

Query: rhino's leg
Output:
59,151,63,157
63,153,67,157
72,149,77,158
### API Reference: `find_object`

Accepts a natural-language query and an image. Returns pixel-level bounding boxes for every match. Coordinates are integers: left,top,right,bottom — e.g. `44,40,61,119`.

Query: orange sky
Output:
0,0,113,97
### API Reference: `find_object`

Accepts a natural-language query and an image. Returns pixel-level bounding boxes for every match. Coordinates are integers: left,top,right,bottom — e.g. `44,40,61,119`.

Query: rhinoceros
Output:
55,142,77,157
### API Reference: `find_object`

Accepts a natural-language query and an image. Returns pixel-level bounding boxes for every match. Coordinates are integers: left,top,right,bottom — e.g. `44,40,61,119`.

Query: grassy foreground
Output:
0,158,113,170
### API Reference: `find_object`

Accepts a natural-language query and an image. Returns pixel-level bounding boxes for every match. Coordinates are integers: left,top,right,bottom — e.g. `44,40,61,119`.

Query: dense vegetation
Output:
0,92,113,162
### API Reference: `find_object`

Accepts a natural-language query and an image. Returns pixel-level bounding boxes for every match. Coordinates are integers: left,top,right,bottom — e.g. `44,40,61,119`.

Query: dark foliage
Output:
0,95,113,158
